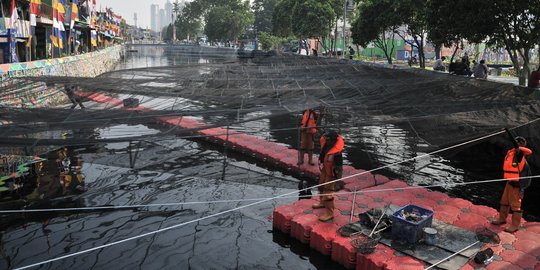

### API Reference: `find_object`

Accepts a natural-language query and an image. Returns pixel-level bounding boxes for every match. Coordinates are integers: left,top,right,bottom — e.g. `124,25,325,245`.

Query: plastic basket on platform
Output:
390,204,433,244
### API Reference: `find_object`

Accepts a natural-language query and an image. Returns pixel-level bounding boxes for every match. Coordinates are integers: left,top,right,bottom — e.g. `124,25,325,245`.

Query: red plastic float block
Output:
293,198,319,209
356,244,394,270
512,239,540,257
381,179,409,189
384,192,412,207
485,260,522,270
331,235,357,269
499,249,538,269
309,223,338,255
383,254,425,270
335,200,353,213
334,214,354,227
433,209,459,224
453,212,489,231
469,205,498,218
423,190,450,203
407,198,437,211
290,214,321,243
374,174,391,185
497,231,517,245
458,262,476,270
433,204,461,215
514,229,540,243
354,192,375,206
445,197,473,210
272,205,304,234
521,222,540,234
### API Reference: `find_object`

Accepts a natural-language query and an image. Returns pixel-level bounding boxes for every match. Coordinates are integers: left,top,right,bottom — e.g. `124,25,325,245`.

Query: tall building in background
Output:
159,8,167,31
133,13,138,28
165,0,173,25
150,4,159,32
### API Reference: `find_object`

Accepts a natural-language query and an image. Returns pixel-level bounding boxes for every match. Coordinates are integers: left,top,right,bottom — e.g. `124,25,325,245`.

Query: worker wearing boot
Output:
312,130,344,222
298,108,319,166
492,136,532,233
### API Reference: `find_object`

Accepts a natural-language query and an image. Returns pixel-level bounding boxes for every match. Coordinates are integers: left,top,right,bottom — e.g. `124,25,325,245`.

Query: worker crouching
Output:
312,130,344,222
491,136,532,233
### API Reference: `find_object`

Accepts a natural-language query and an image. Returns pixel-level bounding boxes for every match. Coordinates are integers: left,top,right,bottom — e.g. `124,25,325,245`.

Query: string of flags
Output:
4,0,124,50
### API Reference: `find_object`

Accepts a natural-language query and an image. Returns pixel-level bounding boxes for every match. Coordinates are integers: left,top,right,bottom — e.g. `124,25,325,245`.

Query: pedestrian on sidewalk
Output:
433,56,446,71
312,130,344,222
473,60,488,79
491,136,532,233
348,46,355,60
528,66,540,89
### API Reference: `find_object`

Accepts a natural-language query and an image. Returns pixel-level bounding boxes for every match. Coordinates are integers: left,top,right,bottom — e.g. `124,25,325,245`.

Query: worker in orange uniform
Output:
312,130,344,221
298,108,319,165
491,135,532,233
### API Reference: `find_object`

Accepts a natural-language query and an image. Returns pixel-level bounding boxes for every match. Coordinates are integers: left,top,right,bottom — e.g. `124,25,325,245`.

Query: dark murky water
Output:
1,45,538,270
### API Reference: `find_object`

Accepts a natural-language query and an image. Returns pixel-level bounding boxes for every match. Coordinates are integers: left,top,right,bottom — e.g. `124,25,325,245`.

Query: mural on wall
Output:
0,45,123,108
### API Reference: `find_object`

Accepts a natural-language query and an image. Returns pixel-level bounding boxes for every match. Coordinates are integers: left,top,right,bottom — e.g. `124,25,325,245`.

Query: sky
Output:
98,0,174,29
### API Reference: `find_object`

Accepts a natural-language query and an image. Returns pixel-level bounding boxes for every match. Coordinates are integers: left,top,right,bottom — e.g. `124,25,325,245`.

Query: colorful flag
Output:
10,0,18,29
29,0,41,48
56,0,66,25
70,0,78,30
90,30,97,46
52,0,65,48
30,0,41,17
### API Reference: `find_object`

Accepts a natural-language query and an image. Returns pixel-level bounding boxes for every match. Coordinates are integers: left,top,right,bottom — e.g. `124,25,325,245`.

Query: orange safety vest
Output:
301,110,318,134
320,135,344,177
503,147,532,181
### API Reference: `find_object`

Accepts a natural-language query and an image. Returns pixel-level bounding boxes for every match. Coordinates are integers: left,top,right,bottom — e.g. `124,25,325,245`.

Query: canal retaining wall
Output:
0,45,123,107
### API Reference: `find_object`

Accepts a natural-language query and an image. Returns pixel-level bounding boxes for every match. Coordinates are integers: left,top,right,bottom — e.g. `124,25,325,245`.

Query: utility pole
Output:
172,2,176,43
342,0,347,59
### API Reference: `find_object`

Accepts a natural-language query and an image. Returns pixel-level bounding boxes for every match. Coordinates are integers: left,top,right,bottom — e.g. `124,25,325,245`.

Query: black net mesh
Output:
1,45,539,198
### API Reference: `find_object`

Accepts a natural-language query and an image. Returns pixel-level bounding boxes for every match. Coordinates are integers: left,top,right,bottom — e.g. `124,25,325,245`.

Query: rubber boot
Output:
319,199,334,221
307,151,315,166
504,212,522,233
491,205,509,225
297,151,304,165
312,196,324,209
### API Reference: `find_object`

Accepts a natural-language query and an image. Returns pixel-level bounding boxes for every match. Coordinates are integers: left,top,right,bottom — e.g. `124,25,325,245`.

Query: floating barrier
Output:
81,91,540,270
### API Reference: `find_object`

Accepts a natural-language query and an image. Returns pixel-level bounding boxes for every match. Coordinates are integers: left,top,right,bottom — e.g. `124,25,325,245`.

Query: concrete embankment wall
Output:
0,45,123,107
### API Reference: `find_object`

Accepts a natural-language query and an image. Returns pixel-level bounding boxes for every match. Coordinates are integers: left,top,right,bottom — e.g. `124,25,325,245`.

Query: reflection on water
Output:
0,147,86,204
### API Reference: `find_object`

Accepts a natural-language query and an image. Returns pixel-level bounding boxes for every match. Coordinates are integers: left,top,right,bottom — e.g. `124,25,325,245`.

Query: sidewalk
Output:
487,75,520,85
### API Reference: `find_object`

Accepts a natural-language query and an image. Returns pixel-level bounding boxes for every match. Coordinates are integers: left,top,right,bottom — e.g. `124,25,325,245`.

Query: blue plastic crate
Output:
390,204,434,244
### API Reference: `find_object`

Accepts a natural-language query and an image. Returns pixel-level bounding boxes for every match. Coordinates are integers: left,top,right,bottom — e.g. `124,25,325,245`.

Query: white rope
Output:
13,126,537,269
3,174,538,214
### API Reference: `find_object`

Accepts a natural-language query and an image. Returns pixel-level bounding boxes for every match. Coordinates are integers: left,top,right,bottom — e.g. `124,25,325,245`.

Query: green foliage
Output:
175,1,204,40
273,0,336,39
291,0,335,38
253,0,278,34
259,32,284,50
482,0,540,85
351,0,399,47
204,2,254,41
272,0,295,37
175,0,254,41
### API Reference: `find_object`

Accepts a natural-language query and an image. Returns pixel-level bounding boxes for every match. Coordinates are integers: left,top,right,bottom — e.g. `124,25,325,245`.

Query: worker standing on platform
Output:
312,130,344,222
298,108,319,165
491,135,532,233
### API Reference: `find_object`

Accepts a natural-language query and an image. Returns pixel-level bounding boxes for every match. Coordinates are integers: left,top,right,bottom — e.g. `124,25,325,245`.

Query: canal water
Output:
1,45,538,270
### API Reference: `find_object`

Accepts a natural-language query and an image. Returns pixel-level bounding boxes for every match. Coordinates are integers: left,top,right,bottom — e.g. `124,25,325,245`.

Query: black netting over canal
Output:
3,48,540,149
0,45,540,269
